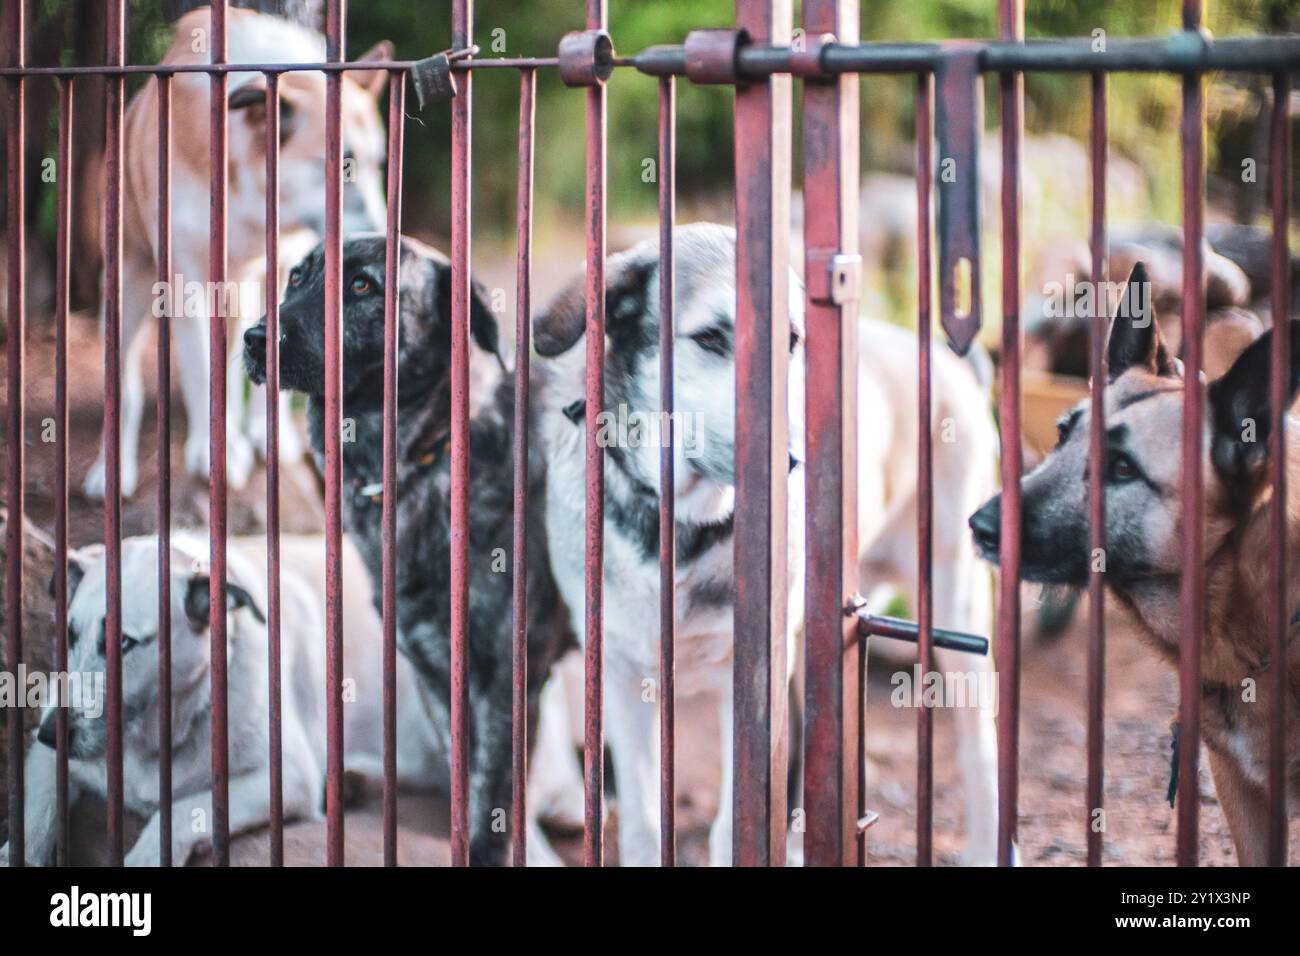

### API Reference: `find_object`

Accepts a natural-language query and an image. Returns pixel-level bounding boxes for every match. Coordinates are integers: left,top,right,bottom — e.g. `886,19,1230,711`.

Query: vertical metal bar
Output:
449,0,473,868
1176,0,1206,869
1266,70,1291,867
104,0,126,868
511,67,535,869
657,73,677,869
914,69,935,869
54,75,73,869
582,0,609,869
1086,70,1108,869
733,0,793,868
264,70,283,869
4,0,26,871
208,0,231,868
323,0,346,868
801,0,861,869
381,67,406,868
996,0,1024,869
156,71,174,869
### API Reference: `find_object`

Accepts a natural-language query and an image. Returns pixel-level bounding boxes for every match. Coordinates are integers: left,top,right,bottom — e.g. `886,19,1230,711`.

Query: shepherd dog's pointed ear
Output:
1208,319,1300,486
1107,261,1178,381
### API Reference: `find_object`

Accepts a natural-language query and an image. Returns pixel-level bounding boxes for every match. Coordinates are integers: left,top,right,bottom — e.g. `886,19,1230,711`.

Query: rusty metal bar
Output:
581,0,609,869
53,75,73,869
657,73,677,868
103,0,127,868
996,0,1024,869
511,67,535,869
1086,70,1108,869
263,70,284,868
914,69,935,868
207,0,231,868
156,71,174,869
381,68,406,869
0,48,477,79
323,0,346,867
1267,71,1291,867
450,0,473,867
3,0,24,869
733,0,792,868
1176,0,1206,870
2,33,1298,82
801,0,861,869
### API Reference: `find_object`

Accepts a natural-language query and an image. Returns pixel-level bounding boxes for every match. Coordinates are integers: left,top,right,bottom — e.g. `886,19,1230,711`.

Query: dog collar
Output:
356,433,450,502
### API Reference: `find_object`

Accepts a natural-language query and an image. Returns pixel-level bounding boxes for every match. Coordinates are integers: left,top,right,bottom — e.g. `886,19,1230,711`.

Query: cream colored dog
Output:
84,6,392,500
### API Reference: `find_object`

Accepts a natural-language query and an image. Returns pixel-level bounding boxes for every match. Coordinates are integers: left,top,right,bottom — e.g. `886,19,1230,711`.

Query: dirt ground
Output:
2,308,1297,866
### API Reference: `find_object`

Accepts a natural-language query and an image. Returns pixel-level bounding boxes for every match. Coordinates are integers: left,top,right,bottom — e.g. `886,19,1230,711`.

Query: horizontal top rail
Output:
2,31,1297,80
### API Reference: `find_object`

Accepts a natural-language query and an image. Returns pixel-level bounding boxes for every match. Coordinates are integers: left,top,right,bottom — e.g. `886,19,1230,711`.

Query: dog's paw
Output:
959,839,1012,867
184,433,211,480
82,456,138,500
82,459,108,500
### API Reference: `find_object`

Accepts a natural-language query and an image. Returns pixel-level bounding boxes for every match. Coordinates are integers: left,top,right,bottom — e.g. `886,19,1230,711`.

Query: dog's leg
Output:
125,766,288,866
709,677,734,867
1206,748,1270,866
84,253,155,499
0,738,63,866
171,253,213,481
604,661,661,866
527,668,585,831
931,546,1000,867
466,676,516,866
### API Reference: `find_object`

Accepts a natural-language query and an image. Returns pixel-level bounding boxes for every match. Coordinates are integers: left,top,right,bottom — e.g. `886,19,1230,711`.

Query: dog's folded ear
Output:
532,255,652,357
1107,261,1179,381
1208,318,1300,487
49,544,104,601
184,574,268,631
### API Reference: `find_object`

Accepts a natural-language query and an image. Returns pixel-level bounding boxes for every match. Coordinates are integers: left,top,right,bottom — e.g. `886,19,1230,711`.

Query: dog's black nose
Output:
244,324,267,349
968,498,1001,558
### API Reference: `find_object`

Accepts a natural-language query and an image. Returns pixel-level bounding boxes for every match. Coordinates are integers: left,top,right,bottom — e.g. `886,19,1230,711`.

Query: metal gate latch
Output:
807,248,862,306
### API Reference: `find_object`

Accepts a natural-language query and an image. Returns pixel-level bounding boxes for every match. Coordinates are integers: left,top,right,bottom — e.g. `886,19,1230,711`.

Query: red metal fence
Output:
2,0,1296,866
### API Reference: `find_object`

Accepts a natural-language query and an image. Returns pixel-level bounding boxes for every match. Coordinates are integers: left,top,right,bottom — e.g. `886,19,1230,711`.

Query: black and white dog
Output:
534,223,999,865
243,235,572,865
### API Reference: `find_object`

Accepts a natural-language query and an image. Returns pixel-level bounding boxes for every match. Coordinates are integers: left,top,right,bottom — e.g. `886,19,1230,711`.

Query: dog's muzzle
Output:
968,497,1001,562
243,324,269,385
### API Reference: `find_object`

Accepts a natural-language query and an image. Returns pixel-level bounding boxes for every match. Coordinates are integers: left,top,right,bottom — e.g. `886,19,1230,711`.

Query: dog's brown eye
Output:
289,268,303,288
350,275,371,295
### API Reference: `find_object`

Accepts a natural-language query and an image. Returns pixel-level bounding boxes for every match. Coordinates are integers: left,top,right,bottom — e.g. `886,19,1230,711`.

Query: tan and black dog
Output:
970,262,1300,865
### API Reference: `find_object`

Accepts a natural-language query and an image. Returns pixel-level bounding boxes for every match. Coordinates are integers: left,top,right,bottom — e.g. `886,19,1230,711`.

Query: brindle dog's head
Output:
242,235,498,418
970,262,1300,587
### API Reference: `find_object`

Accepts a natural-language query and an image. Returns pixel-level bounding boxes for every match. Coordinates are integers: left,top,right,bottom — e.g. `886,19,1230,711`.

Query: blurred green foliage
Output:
26,0,1300,251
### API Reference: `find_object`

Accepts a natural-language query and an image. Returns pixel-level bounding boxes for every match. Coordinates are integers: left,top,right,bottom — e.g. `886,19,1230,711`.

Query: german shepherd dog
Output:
243,235,572,865
969,262,1300,865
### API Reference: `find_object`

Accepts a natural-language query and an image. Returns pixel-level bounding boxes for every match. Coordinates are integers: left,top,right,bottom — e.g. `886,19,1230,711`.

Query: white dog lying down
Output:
0,532,575,866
